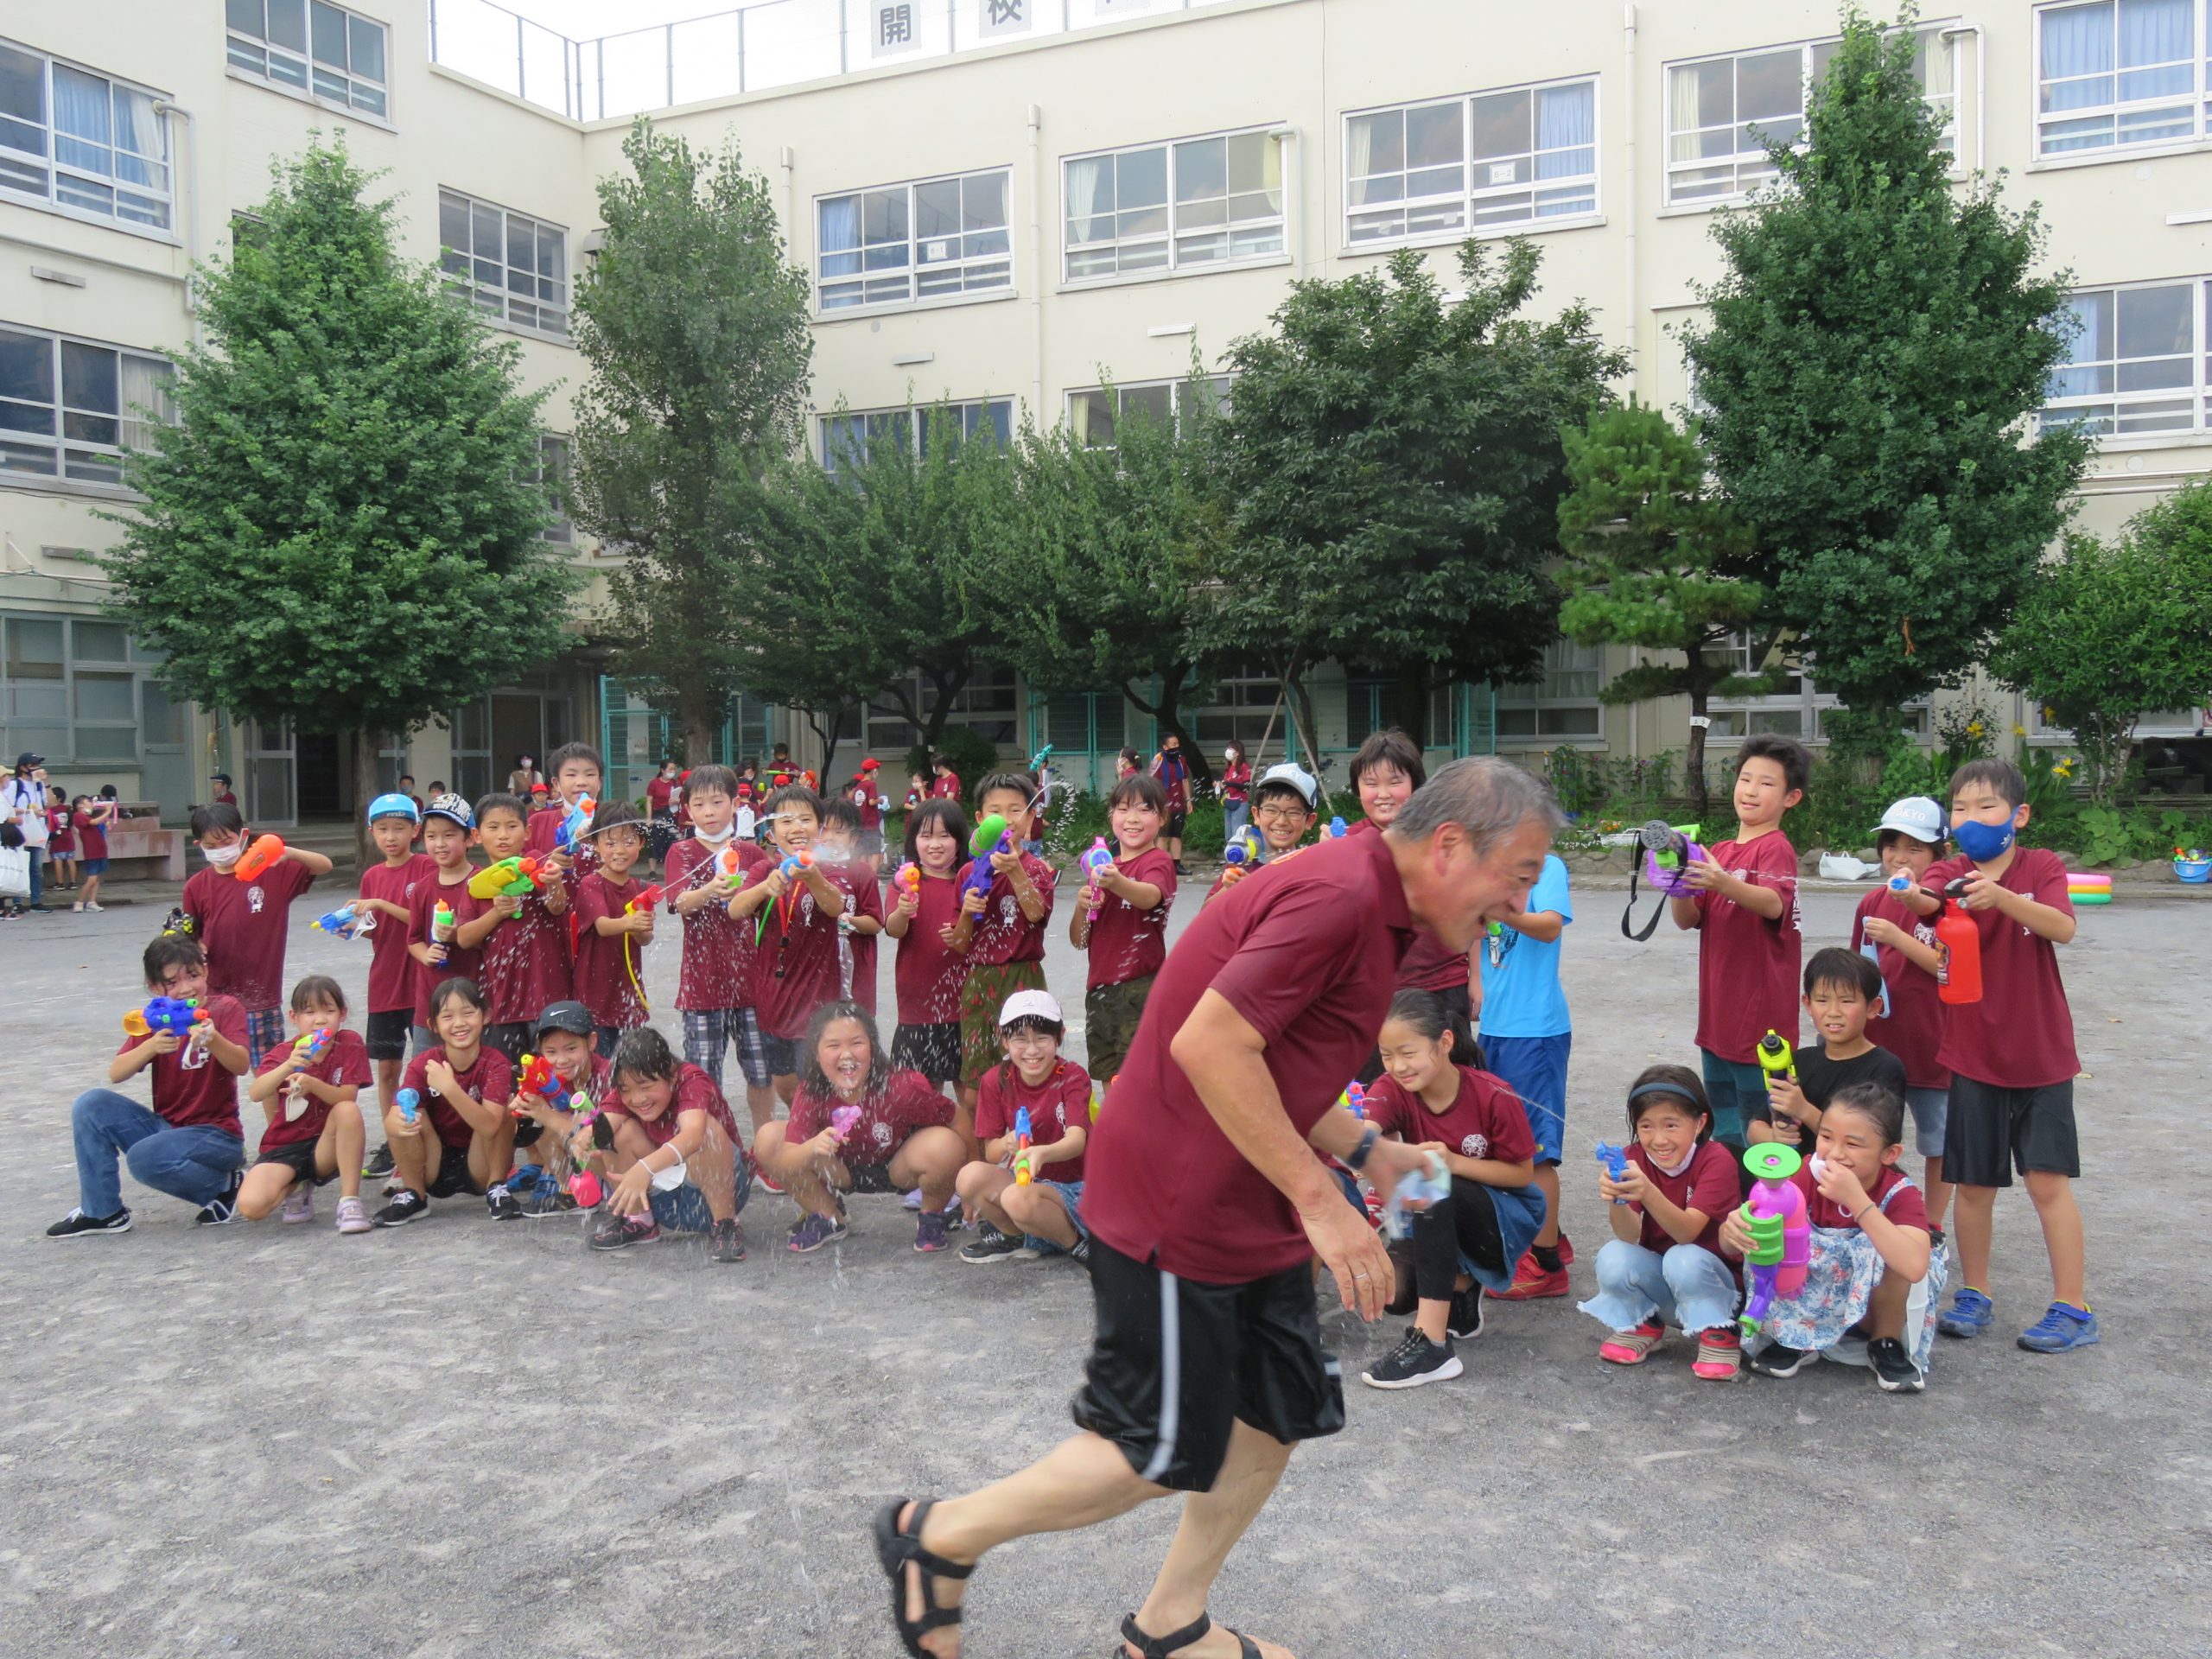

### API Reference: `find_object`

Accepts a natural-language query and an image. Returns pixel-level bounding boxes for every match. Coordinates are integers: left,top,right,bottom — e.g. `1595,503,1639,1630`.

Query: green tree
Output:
1988,482,2212,804
1208,238,1625,748
1681,6,2088,749
105,141,575,856
569,122,813,760
1555,399,1771,814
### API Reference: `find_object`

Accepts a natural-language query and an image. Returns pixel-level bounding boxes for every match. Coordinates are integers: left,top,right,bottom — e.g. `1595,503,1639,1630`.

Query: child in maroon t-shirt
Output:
572,801,657,1056
181,802,335,1068
583,1027,748,1261
1070,773,1175,1085
728,786,864,1100
406,794,493,1033
665,765,773,1129
947,772,1057,1132
952,988,1095,1263
237,975,373,1231
470,792,575,1064
1853,795,1952,1236
1581,1065,1747,1382
884,798,971,1091
356,798,437,1154
817,799,887,1014
376,976,514,1226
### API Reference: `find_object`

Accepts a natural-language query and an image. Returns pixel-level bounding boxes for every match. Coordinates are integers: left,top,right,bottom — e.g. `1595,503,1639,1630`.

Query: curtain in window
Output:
119,356,171,453
819,195,860,254
1535,82,1595,176
52,67,108,174
1667,66,1703,161
1064,156,1109,241
1344,113,1376,189
2042,3,2113,94
110,84,162,188
2118,0,2190,73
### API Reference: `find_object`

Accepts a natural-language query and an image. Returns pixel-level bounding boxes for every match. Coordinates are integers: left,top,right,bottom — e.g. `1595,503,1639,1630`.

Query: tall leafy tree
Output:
105,141,575,856
1555,399,1771,813
1208,238,1624,747
1681,6,2088,750
569,122,813,760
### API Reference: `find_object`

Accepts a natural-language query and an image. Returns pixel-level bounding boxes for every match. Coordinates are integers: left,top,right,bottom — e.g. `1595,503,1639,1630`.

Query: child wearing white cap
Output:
954,988,1096,1265
1853,795,1953,1241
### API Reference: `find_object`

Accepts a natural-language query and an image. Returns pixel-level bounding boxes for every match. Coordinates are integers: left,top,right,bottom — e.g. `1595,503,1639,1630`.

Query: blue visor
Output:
367,791,422,824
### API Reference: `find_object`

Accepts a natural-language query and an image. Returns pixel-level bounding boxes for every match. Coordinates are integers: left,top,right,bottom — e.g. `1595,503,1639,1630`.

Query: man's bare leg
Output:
1124,1419,1298,1659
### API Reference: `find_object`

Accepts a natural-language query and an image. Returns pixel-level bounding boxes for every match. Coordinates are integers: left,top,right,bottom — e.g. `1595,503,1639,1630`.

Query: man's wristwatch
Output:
1345,1122,1381,1173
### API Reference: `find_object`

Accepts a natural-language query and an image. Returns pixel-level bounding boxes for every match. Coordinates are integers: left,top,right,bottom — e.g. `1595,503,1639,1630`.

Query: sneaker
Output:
194,1172,243,1226
1360,1326,1463,1390
362,1144,397,1179
1491,1252,1569,1300
959,1222,1037,1264
786,1210,848,1254
1692,1326,1742,1380
1446,1284,1484,1341
1869,1336,1926,1391
1598,1320,1664,1365
485,1186,524,1221
914,1210,951,1253
335,1196,372,1234
518,1177,578,1217
373,1190,429,1227
281,1183,315,1224
2018,1301,2100,1354
1069,1234,1091,1267
753,1167,785,1195
71,901,82,912
1555,1233,1575,1268
590,1211,660,1251
902,1185,925,1211
1938,1286,1994,1338
85,901,105,913
46,1206,132,1239
1745,1340,1813,1378
710,1216,747,1262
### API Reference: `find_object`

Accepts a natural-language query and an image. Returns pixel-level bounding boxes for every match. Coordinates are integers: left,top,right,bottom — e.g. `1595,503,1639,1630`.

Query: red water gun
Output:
233,834,284,880
512,1052,574,1112
626,882,664,915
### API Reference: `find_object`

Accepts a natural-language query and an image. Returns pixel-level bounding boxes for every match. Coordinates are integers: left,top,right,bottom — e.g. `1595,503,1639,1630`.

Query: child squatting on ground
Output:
952,988,1095,1266
237,975,373,1232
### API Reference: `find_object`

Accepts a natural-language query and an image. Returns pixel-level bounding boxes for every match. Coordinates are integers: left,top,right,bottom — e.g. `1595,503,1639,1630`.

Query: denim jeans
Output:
1700,1050,1770,1152
71,1088,244,1217
1222,800,1250,848
1580,1239,1741,1337
24,844,42,907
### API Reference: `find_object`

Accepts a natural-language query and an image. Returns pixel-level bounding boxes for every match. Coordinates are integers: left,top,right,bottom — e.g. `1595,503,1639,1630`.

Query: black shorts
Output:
846,1162,899,1195
1164,810,1187,841
1944,1075,2079,1187
891,1020,962,1086
365,1009,412,1062
427,1141,485,1198
254,1140,334,1185
1072,1236,1345,1493
859,829,885,859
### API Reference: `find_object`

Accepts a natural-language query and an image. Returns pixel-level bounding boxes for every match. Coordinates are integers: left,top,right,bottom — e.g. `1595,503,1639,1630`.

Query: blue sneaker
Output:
2018,1301,2099,1354
1938,1287,1993,1338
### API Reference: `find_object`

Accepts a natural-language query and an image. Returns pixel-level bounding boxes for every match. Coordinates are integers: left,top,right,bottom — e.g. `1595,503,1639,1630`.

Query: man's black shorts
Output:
426,1141,486,1198
1072,1236,1344,1493
365,1009,412,1062
1944,1075,2079,1187
1164,810,1187,841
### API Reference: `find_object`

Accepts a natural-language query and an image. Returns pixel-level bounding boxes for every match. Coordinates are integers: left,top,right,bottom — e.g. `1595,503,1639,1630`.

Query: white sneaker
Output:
335,1196,372,1234
282,1183,315,1224
86,902,104,912
71,901,83,912
902,1186,925,1211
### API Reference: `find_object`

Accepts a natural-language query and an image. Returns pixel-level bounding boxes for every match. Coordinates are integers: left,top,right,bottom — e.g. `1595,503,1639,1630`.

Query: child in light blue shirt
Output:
1478,852,1575,1300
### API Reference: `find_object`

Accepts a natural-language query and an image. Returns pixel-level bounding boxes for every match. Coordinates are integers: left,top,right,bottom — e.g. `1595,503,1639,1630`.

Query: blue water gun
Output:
1223,826,1261,868
311,902,372,940
555,793,597,855
396,1088,421,1129
1326,816,1348,838
962,812,1011,906
1595,1141,1631,1205
1013,1105,1034,1184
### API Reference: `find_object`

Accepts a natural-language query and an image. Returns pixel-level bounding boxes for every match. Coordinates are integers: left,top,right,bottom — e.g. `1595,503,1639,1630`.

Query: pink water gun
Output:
1737,1143,1811,1336
1080,836,1116,926
830,1104,861,1144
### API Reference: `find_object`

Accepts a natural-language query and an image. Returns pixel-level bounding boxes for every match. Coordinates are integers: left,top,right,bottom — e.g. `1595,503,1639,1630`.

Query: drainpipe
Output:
153,100,201,348
1621,5,1641,760
1028,103,1045,425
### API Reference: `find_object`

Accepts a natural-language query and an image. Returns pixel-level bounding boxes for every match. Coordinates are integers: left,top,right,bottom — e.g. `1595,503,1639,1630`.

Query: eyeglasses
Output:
1254,804,1310,823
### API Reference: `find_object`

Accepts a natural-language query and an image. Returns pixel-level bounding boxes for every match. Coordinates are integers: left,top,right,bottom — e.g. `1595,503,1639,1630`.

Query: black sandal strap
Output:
901,1498,976,1581
1120,1611,1212,1658
1224,1630,1261,1659
874,1497,972,1659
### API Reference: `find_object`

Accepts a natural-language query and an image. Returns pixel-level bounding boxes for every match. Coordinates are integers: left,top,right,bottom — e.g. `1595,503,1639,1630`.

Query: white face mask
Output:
1649,1144,1697,1179
202,842,244,868
693,821,733,844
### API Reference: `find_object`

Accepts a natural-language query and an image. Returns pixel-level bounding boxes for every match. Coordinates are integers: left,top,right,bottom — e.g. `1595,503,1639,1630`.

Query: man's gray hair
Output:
1387,757,1564,855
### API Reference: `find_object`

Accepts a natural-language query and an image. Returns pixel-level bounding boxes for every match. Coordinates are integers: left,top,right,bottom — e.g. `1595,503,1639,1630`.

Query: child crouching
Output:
582,1026,749,1262
238,976,372,1231
954,990,1094,1265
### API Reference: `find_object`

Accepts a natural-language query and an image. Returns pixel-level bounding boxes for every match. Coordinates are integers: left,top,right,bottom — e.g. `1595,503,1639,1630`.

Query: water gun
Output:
513,1052,573,1112
1223,826,1261,868
1326,816,1348,838
1637,820,1707,898
963,813,1011,904
567,1093,612,1207
232,833,284,880
626,882,664,915
715,843,749,889
124,995,207,1038
1027,744,1053,772
755,849,816,944
830,1103,861,1145
1382,1148,1450,1241
1594,1141,1630,1205
1857,931,1892,1018
289,1027,333,1065
467,855,548,901
396,1087,421,1130
1079,836,1115,924
1338,1081,1366,1119
312,902,372,940
1737,1143,1812,1336
1932,877,1983,1006
1013,1105,1034,1183
894,862,921,905
1885,870,1914,893
555,793,596,855
1756,1029,1796,1084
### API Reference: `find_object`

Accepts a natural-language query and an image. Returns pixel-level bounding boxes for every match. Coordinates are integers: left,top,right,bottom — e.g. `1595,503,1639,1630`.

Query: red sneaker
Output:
1490,1250,1570,1300
1599,1320,1664,1364
1556,1232,1574,1268
1692,1325,1742,1381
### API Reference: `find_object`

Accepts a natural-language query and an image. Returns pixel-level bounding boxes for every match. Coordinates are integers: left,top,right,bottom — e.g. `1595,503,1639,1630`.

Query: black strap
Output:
1122,1613,1212,1659
1620,850,1669,942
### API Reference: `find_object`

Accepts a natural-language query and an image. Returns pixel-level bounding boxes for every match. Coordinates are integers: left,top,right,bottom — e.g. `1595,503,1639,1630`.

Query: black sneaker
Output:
1746,1342,1814,1378
590,1211,660,1251
711,1217,747,1262
517,1178,578,1217
485,1186,524,1221
1446,1284,1484,1341
47,1206,132,1239
1360,1326,1463,1390
194,1168,244,1226
1069,1234,1091,1267
1869,1336,1925,1393
373,1190,429,1227
362,1144,397,1179
958,1222,1035,1265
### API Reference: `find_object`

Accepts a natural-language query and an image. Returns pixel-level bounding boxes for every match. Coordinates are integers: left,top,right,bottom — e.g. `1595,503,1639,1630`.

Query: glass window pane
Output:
0,329,54,404
1352,111,1403,175
61,342,119,415
1738,49,1805,121
267,0,307,52
963,169,1007,231
1116,145,1166,208
349,15,385,82
1175,137,1226,202
915,178,959,238
310,1,348,67
1406,103,1463,168
1468,89,1531,160
2116,284,2191,357
226,0,264,34
74,671,135,721
73,620,128,660
1120,384,1173,428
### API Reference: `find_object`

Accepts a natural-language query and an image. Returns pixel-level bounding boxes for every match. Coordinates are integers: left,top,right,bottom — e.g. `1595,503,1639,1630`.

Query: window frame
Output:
1342,74,1602,253
2037,275,2209,441
1,613,153,768
815,165,1015,316
1493,639,1607,746
2031,0,2210,162
0,322,174,493
818,397,1015,474
0,39,175,237
1062,124,1288,287
1064,374,1230,448
437,188,570,341
226,0,390,121
864,660,1020,753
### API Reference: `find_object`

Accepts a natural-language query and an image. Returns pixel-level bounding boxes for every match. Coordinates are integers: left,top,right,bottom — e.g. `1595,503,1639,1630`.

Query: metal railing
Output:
428,0,1226,121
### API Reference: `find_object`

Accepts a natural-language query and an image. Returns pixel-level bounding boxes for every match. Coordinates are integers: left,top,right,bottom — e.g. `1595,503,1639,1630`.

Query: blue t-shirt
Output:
1476,855,1572,1037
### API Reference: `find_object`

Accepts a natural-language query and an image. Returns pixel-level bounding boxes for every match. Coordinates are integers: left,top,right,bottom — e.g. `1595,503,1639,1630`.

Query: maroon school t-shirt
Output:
893,872,967,1025
400,1044,513,1149
1628,1138,1742,1260
476,882,575,1028
786,1068,954,1166
118,993,251,1137
1793,1160,1929,1234
526,798,602,882
361,855,437,1015
72,808,108,861
1084,847,1176,992
840,861,885,1014
1363,1065,1536,1166
572,870,651,1029
406,871,487,1027
1084,829,1418,1284
750,861,863,1041
1923,849,2079,1088
181,858,315,1012
602,1061,741,1148
959,850,1057,967
1852,887,1950,1090
976,1059,1095,1183
252,1027,372,1149
665,836,765,1012
1690,829,1803,1065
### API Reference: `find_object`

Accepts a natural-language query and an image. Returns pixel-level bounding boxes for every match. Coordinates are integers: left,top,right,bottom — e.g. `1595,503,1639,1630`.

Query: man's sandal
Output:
874,1497,974,1658
1118,1611,1261,1659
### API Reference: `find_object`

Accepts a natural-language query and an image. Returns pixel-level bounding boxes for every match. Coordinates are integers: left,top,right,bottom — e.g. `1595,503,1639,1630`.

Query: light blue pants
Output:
1222,800,1250,848
71,1088,243,1217
1580,1239,1741,1337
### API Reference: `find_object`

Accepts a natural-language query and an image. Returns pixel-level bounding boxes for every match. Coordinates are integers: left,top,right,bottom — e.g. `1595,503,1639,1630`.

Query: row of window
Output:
2,613,164,769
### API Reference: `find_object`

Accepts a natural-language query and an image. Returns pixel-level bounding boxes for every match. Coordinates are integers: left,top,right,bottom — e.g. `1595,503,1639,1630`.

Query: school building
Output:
3,0,2209,825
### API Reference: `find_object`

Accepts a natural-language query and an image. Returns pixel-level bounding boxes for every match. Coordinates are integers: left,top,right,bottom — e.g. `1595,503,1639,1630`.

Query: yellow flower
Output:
1967,721,1984,738
2012,723,2026,737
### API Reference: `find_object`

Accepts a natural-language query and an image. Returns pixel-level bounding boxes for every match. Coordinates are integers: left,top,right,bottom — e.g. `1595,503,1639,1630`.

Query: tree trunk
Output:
916,662,972,754
1685,685,1712,820
1391,664,1431,749
1286,668,1325,791
1124,664,1207,788
352,728,381,876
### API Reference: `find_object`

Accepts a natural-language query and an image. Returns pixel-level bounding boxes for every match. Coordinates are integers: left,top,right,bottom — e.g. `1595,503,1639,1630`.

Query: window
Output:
1065,129,1284,282
1346,78,1597,246
1344,677,1460,751
817,168,1012,311
0,325,173,486
2,614,153,766
0,41,171,231
534,434,571,543
227,0,388,118
1496,639,1605,741
1188,662,1284,749
2040,278,2208,436
1665,28,1956,205
2036,0,2208,156
820,397,1014,473
439,190,568,337
866,661,1019,752
1066,375,1230,447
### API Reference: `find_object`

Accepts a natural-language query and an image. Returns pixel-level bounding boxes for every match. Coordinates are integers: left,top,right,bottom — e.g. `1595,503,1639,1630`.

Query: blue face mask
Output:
1952,816,2015,862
